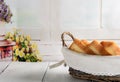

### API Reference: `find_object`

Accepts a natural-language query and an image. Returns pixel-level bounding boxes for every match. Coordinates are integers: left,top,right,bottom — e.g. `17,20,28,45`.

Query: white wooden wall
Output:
4,0,120,41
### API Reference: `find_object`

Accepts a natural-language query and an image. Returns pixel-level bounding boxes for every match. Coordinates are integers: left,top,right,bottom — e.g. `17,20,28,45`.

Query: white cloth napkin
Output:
62,47,120,76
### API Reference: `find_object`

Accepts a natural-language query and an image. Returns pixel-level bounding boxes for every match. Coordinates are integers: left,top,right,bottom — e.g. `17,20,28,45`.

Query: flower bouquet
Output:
0,0,12,35
0,0,12,23
5,28,42,62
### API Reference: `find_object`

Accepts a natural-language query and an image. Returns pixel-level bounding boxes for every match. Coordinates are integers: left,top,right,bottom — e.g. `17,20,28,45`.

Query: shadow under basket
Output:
69,67,120,82
61,32,120,82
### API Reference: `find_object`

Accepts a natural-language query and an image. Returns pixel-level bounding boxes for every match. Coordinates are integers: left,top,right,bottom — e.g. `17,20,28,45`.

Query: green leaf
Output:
18,56,26,62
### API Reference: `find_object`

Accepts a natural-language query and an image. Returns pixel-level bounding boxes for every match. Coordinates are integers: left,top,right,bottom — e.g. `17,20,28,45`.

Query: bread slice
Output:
69,39,120,56
88,40,104,55
69,42,85,53
69,39,86,53
101,41,120,55
69,39,94,54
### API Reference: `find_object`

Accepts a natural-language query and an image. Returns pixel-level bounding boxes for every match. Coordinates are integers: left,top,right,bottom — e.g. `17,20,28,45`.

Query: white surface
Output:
103,0,120,28
0,62,48,82
38,43,64,62
0,62,88,82
0,62,11,74
44,63,87,82
60,0,100,29
17,0,50,27
4,0,120,41
62,47,120,76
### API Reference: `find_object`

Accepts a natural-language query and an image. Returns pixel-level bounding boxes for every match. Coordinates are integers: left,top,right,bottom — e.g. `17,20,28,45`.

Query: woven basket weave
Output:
61,32,120,82
69,67,120,82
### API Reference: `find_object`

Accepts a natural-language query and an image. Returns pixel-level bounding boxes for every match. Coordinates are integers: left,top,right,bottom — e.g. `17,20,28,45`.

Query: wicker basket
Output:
61,32,120,82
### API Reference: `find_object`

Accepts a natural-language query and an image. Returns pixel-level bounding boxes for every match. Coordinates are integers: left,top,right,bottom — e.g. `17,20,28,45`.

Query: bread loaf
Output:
69,39,120,56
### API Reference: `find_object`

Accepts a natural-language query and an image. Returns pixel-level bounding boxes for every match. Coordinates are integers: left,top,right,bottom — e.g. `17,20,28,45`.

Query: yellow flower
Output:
11,36,14,41
26,59,30,62
9,32,13,38
36,55,42,62
26,53,30,56
7,32,14,40
26,35,31,41
13,46,17,51
21,47,25,52
19,50,25,57
35,49,40,55
13,46,16,50
24,40,28,46
13,56,18,61
26,47,29,52
13,28,21,34
15,49,19,56
37,58,42,62
31,43,37,50
16,36,19,43
20,36,24,42
5,32,10,38
6,32,10,36
13,45,19,51
7,39,12,43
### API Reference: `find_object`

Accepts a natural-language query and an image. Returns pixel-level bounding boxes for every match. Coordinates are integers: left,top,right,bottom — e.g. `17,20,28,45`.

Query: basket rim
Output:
62,47,120,58
62,47,120,76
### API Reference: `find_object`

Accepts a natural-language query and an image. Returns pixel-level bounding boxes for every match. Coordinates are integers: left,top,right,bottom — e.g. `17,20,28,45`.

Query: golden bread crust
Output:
69,39,87,53
88,40,103,55
69,39,120,56
101,41,120,55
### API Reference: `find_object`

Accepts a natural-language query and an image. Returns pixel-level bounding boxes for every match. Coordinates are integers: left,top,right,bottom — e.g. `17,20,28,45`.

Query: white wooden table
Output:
0,62,11,74
0,62,87,82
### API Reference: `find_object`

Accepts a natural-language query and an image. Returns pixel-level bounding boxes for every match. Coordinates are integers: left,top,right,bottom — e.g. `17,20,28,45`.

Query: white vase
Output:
0,21,6,35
